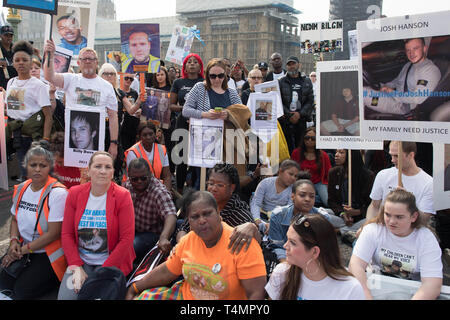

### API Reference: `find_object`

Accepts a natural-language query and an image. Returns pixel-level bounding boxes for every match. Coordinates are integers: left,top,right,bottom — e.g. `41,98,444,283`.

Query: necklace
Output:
14,76,33,88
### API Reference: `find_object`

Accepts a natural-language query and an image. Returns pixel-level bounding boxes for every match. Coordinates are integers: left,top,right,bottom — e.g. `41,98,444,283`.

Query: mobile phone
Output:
214,107,223,112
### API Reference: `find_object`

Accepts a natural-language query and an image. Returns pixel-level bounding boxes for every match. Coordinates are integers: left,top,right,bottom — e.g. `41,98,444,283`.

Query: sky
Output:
112,0,450,22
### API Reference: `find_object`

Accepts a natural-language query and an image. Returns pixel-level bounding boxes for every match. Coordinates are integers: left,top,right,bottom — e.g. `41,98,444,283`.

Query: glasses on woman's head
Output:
294,214,310,227
304,136,316,141
129,176,149,183
102,72,115,77
124,76,134,81
209,73,225,80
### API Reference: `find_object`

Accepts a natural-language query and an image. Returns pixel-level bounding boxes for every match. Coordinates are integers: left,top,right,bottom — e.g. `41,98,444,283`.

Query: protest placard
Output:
300,19,343,54
165,25,194,66
188,118,223,168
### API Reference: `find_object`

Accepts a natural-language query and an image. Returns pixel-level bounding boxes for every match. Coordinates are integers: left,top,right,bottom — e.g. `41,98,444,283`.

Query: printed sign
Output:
300,19,343,54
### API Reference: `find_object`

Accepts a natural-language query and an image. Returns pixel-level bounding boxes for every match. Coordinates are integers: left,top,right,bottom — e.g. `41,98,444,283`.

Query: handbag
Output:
0,196,45,279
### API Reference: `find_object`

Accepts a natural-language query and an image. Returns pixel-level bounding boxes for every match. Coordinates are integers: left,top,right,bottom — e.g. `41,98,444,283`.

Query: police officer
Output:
363,37,441,115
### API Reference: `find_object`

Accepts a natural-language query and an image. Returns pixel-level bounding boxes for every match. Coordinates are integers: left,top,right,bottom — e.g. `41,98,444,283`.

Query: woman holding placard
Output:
349,189,443,300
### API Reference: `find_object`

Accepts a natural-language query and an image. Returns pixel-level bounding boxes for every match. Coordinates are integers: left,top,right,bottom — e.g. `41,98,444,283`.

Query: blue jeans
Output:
133,232,160,264
314,182,328,207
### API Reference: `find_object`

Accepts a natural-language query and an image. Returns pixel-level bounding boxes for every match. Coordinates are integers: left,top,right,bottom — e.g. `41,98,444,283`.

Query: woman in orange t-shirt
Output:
126,191,267,300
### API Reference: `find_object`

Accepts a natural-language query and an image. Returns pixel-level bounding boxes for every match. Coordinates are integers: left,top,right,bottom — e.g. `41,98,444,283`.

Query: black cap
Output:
0,25,14,35
286,56,299,64
258,61,268,69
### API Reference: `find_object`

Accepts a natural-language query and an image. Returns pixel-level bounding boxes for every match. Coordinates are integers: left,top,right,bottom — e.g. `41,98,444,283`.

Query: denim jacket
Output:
268,204,321,261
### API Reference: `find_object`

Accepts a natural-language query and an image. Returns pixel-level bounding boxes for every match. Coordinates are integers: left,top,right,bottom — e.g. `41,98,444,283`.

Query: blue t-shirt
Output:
208,89,231,109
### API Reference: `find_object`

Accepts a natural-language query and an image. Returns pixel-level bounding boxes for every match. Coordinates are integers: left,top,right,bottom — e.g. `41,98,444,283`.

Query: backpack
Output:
77,267,127,300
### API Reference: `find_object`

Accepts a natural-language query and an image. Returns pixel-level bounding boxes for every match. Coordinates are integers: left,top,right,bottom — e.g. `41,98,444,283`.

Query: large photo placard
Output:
300,19,343,54
316,60,382,150
45,0,97,61
358,11,450,143
188,118,223,168
64,105,105,168
165,25,194,66
432,143,450,211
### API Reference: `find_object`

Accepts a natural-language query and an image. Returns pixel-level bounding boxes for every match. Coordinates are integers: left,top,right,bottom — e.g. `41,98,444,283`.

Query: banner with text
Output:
300,19,343,54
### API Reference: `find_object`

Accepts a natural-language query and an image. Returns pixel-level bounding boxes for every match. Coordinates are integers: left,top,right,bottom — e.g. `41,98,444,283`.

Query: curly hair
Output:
207,163,240,193
12,40,34,57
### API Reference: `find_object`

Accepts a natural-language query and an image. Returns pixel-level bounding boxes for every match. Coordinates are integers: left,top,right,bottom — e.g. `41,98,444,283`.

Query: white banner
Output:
188,118,223,168
316,60,383,150
358,10,450,143
300,19,343,54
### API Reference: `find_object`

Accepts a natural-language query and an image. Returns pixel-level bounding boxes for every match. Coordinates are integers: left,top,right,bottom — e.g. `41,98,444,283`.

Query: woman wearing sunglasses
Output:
290,127,331,207
182,58,242,121
265,214,365,300
120,73,142,151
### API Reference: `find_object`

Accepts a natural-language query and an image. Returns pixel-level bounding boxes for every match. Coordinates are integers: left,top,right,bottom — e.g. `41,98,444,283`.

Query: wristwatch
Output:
110,140,118,145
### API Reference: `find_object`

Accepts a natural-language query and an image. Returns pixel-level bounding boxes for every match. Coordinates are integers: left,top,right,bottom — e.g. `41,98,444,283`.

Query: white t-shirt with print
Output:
353,223,442,281
11,186,67,253
370,167,435,214
62,73,118,112
6,76,51,121
78,192,109,266
265,263,366,300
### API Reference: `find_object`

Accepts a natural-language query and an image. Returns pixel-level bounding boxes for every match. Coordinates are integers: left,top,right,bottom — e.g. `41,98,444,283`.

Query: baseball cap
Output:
258,62,268,69
286,56,299,64
0,25,14,35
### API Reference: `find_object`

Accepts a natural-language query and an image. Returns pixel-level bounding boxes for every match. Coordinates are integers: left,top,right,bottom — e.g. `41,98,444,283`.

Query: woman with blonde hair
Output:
349,188,443,300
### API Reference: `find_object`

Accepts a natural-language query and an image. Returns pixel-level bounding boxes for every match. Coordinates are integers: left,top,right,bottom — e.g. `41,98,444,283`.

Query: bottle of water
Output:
290,91,298,112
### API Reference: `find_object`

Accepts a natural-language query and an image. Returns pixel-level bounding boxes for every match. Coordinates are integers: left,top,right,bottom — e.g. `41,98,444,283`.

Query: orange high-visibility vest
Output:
12,177,68,281
123,141,166,180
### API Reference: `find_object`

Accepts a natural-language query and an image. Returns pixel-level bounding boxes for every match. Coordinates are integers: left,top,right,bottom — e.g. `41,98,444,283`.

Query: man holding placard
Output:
44,39,119,159
366,141,434,223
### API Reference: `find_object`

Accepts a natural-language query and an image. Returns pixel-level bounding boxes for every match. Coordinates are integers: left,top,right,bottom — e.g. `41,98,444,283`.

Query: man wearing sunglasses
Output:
44,39,119,160
123,158,177,264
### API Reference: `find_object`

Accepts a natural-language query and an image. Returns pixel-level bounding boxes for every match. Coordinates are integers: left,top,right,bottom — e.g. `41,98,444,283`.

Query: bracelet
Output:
27,243,33,253
132,282,140,295
43,137,50,141
10,236,20,244
110,140,118,145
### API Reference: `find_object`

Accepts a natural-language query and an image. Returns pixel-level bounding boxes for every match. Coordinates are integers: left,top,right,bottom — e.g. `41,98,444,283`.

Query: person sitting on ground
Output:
291,127,331,207
349,189,443,300
268,179,336,262
123,158,177,264
176,163,260,254
250,160,301,234
126,190,267,300
265,214,365,300
124,121,172,192
327,149,374,239
58,151,135,300
0,142,68,299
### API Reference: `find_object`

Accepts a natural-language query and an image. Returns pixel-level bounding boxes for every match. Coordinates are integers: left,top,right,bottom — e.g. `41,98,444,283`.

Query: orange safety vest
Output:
123,141,166,181
12,177,68,281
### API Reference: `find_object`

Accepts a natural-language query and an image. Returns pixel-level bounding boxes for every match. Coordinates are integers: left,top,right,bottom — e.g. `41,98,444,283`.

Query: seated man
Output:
123,158,177,264
363,38,441,115
321,87,360,136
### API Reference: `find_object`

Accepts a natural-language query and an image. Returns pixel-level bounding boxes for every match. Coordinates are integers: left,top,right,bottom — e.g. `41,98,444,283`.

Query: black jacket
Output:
278,73,314,121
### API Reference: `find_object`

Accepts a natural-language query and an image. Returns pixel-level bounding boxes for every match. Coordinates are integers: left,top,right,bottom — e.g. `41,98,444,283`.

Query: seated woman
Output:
251,159,301,234
290,127,331,207
265,214,365,300
349,189,443,300
177,163,259,252
0,141,68,299
58,151,135,300
327,149,375,236
268,179,337,262
124,121,172,192
126,191,267,300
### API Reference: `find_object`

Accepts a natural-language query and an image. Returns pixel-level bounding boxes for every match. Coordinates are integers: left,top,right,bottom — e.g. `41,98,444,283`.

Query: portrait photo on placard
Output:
46,0,98,59
358,11,450,143
54,46,73,73
120,23,161,74
69,109,100,151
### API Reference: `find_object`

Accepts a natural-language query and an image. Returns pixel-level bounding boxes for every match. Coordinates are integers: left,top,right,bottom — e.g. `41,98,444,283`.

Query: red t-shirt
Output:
300,159,321,183
54,164,81,189
291,148,331,185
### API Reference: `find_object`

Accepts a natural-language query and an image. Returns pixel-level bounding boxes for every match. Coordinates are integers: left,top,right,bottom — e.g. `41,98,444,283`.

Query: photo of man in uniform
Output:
121,24,161,74
56,13,87,56
363,37,441,116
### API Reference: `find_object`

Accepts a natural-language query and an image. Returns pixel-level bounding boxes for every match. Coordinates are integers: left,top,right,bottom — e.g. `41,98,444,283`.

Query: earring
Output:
305,258,320,276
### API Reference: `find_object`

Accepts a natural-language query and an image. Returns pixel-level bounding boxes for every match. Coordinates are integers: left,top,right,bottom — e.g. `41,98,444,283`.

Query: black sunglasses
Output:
209,73,225,79
129,176,149,183
304,136,316,141
124,76,134,81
